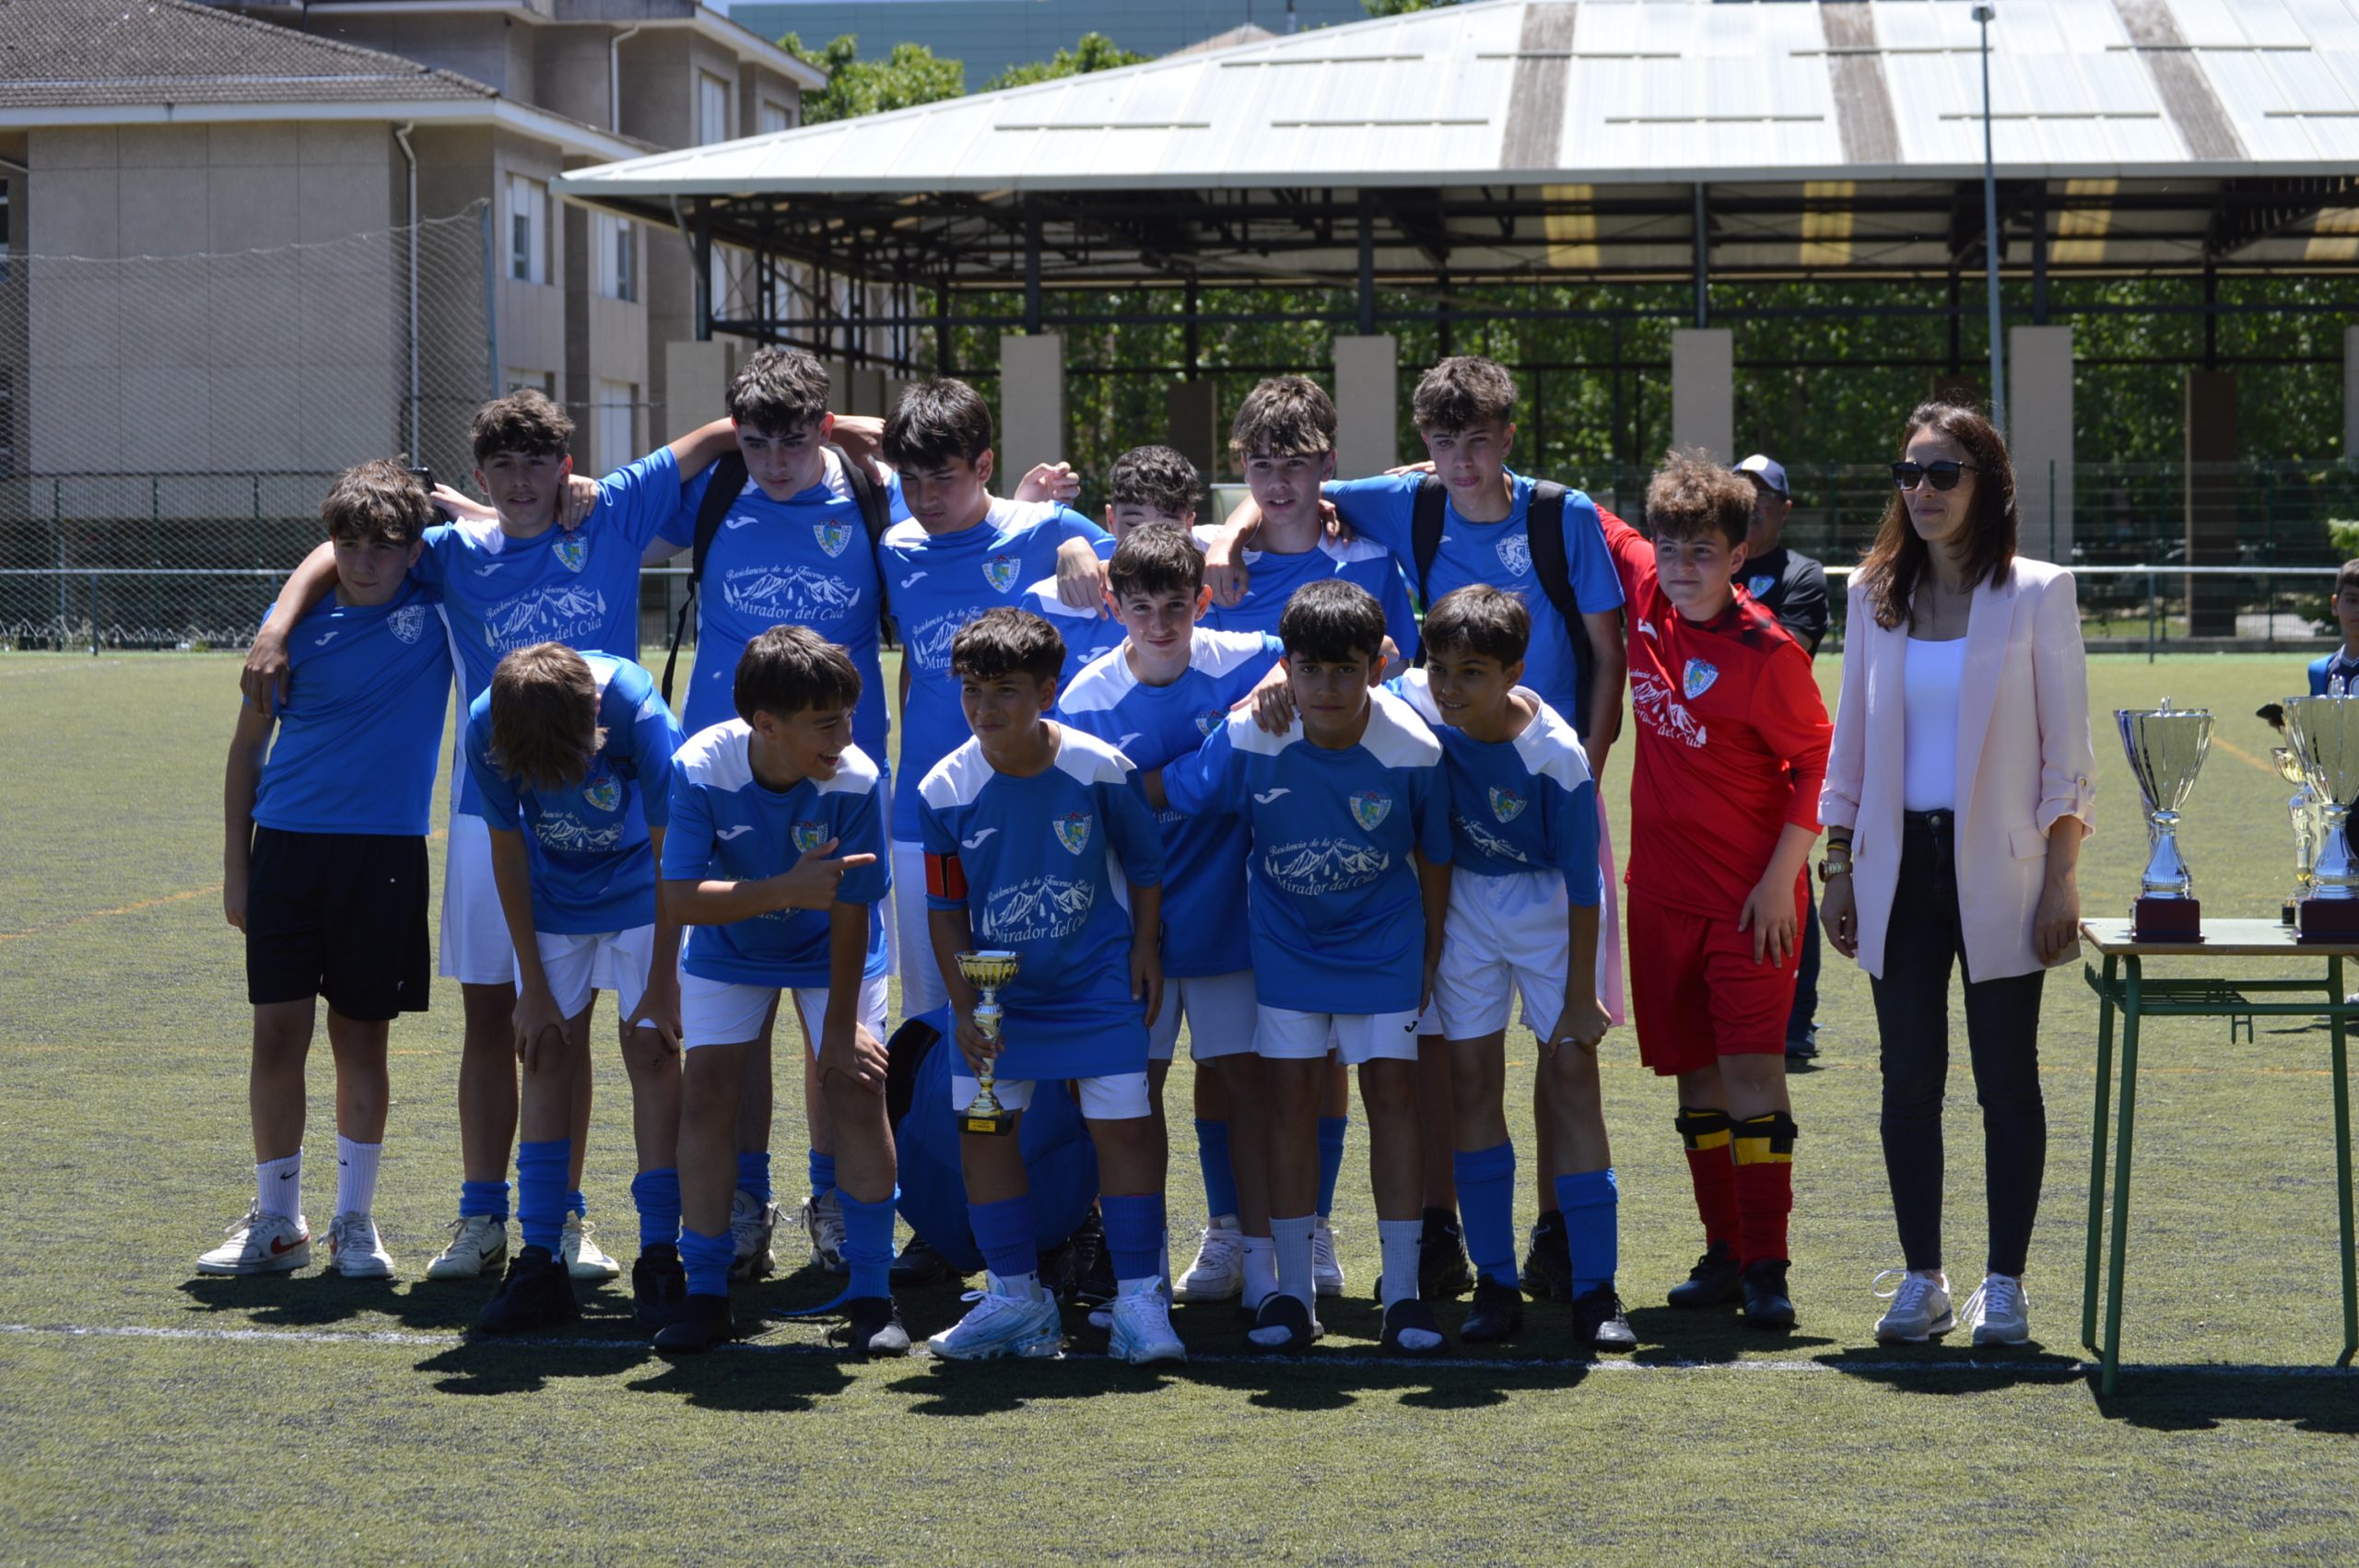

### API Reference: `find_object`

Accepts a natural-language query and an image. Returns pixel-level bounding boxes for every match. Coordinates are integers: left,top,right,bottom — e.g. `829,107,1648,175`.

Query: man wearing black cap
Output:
1735,455,1829,1062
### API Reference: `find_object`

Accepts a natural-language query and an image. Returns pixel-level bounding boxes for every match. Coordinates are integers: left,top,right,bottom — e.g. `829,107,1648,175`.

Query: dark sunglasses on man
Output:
1891,460,1978,492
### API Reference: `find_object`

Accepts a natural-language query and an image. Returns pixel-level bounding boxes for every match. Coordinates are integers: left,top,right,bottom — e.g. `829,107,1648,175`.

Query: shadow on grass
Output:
413,1335,656,1396
1625,1305,1838,1365
176,1270,656,1340
2091,1369,2359,1434
623,1350,851,1412
1817,1342,2086,1390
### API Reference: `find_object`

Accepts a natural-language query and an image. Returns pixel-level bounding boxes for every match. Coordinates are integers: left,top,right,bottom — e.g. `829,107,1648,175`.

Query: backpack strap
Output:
660,449,748,708
827,441,896,637
1409,475,1447,606
1525,482,1598,739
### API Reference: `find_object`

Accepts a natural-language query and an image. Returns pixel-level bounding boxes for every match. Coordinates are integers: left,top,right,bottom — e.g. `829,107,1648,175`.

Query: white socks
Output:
257,1152,301,1219
987,1269,1044,1302
1241,1235,1278,1310
1376,1218,1423,1310
335,1135,382,1218
1272,1214,1316,1312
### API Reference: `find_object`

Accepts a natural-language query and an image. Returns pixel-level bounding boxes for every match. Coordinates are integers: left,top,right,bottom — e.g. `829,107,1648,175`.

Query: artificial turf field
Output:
3,649,2356,1564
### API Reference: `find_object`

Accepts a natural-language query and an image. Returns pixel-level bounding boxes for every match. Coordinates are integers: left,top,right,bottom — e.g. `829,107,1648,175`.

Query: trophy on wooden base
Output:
955,950,1021,1135
2116,699,2212,942
2283,693,2359,942
2272,745,2321,925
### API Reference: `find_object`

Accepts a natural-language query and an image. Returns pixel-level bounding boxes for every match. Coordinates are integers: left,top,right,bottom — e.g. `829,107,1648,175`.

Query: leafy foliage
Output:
778,33,964,125
981,32,1149,93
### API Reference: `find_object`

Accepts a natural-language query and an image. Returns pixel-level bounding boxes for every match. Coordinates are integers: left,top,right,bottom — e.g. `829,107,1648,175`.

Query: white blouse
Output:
1902,636,1966,813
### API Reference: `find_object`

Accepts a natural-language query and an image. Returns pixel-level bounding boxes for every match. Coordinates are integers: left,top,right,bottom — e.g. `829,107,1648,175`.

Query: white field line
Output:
2,1321,2352,1378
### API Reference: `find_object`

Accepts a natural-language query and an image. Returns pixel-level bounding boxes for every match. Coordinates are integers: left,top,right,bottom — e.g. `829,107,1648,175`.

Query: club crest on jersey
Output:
792,820,829,853
1196,708,1226,737
984,553,1021,592
582,774,621,813
387,605,426,645
1496,533,1532,578
554,535,587,573
1489,786,1527,824
1052,810,1094,856
1682,659,1720,700
1747,573,1777,599
1349,790,1392,832
815,521,852,557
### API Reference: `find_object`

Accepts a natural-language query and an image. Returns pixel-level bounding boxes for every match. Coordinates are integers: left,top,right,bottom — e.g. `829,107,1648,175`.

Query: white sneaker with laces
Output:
325,1211,394,1279
1108,1280,1187,1363
1961,1273,2031,1345
804,1188,848,1275
1872,1268,1954,1343
426,1213,508,1280
195,1208,310,1275
924,1281,1062,1361
561,1212,621,1281
1311,1216,1345,1298
729,1188,780,1281
1173,1219,1244,1302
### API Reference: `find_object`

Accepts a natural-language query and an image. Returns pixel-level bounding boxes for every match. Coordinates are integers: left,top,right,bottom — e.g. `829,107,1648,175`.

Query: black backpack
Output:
1408,476,1597,738
661,444,895,707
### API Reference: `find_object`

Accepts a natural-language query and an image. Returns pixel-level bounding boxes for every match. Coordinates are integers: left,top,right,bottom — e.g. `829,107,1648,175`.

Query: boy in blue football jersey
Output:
879,381,1112,1019
1395,587,1634,1352
1155,579,1455,1354
203,463,451,1279
1027,444,1203,687
1056,525,1289,1310
918,609,1178,1363
463,645,687,1335
656,627,898,1355
241,392,737,1285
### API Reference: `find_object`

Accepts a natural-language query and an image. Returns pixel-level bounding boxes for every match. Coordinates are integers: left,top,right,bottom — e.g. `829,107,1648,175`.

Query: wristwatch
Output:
1818,846,1853,883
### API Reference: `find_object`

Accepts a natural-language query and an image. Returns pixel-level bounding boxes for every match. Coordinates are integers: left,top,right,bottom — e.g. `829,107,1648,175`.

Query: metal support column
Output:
1357,190,1377,337
1692,183,1709,329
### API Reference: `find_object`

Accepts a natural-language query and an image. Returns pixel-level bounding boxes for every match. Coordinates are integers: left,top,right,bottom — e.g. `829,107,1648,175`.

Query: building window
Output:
504,369,555,395
698,73,732,146
594,213,636,302
507,175,546,285
758,99,792,136
595,380,638,471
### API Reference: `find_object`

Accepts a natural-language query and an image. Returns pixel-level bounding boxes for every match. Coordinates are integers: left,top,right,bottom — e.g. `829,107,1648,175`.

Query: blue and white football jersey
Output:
252,581,452,837
663,450,909,746
464,655,685,935
917,726,1164,1081
1055,628,1285,977
1023,578,1125,690
661,727,891,988
1163,687,1452,1015
878,499,1113,838
1192,527,1422,665
1391,670,1601,904
411,446,682,814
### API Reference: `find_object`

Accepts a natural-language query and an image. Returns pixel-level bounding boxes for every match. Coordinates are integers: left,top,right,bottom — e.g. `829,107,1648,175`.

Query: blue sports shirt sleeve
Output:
620,678,687,830
1557,776,1602,906
660,768,716,882
1373,556,1422,663
1322,474,1420,560
1100,775,1166,889
464,708,523,831
1411,761,1454,866
594,445,685,551
1158,723,1241,822
658,462,716,551
1053,506,1114,551
835,773,892,907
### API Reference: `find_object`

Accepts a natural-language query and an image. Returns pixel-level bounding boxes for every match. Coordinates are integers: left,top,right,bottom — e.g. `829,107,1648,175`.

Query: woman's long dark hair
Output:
1855,401,2018,631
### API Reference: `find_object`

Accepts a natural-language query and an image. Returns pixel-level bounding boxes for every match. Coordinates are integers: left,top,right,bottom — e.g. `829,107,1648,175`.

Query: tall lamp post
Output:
1975,4,2006,433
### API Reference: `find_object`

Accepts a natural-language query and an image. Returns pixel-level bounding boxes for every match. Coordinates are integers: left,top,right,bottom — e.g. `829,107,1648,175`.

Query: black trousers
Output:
1868,810,2048,1277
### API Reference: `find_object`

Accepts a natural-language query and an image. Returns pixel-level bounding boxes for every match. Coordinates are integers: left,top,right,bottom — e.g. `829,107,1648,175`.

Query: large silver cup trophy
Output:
2116,698,2213,942
2282,690,2359,942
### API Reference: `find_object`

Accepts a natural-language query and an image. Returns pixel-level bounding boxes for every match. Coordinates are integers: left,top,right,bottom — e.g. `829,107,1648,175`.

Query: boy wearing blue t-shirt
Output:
654,627,899,1356
918,609,1177,1363
1394,587,1634,1352
203,463,452,1280
242,392,737,1284
1156,579,1455,1355
879,381,1112,1018
463,645,687,1336
1027,444,1204,686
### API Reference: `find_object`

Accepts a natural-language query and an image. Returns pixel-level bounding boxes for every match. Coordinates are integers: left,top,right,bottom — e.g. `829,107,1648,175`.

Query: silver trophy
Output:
2283,690,2359,941
2116,698,2213,941
2272,745,2320,923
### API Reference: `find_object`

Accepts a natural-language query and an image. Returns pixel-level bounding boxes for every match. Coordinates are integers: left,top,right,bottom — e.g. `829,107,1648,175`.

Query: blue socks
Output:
1100,1193,1167,1285
681,1225,734,1298
1555,1167,1621,1297
1454,1141,1520,1288
808,1150,836,1200
516,1140,569,1255
840,1191,895,1300
568,1188,587,1220
459,1178,510,1221
1195,1118,1238,1219
737,1150,771,1204
630,1167,681,1249
1316,1116,1348,1219
969,1194,1040,1284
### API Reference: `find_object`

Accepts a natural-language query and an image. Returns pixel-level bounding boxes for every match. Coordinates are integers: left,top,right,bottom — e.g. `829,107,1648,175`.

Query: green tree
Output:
779,33,964,124
982,32,1148,93
1361,0,1461,15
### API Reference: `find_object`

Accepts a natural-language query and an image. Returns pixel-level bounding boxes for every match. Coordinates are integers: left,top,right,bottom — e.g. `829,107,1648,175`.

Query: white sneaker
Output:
1108,1280,1187,1364
195,1208,310,1275
1173,1219,1244,1302
803,1188,848,1275
924,1282,1062,1361
561,1213,621,1281
324,1211,394,1279
1311,1216,1345,1298
1961,1273,2031,1346
1872,1268,1954,1343
729,1188,780,1281
426,1213,508,1280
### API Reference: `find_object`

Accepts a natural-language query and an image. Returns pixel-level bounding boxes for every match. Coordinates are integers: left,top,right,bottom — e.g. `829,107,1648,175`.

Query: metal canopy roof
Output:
551,0,2359,317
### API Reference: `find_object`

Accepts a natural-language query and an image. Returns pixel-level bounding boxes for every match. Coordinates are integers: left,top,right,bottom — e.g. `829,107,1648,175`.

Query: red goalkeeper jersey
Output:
1602,509,1832,919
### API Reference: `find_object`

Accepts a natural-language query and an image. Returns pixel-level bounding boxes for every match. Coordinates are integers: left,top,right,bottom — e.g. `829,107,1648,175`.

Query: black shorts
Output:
245,826,431,1021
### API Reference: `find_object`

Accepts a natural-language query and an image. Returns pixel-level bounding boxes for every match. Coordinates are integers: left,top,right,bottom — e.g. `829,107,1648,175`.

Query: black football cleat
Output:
1521,1211,1573,1302
835,1295,912,1360
1739,1258,1796,1330
1667,1239,1743,1310
1570,1285,1637,1352
1069,1207,1116,1309
632,1244,687,1336
651,1292,734,1354
1417,1208,1473,1301
474,1245,580,1336
1460,1277,1524,1343
888,1232,955,1289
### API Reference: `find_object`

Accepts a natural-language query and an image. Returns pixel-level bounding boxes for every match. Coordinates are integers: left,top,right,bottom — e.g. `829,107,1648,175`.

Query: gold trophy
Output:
2274,745,2321,924
955,950,1021,1136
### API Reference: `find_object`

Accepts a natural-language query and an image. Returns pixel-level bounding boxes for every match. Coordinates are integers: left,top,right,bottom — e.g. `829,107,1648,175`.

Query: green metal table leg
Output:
2102,958,2142,1395
2083,954,2118,1355
2333,955,2356,1367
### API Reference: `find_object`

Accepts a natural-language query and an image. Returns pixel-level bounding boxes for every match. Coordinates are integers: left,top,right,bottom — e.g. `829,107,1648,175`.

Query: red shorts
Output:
1626,886,1802,1077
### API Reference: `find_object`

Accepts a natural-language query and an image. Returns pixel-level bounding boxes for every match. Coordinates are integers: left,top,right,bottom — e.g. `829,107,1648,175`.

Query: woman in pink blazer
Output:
1819,402,2095,1351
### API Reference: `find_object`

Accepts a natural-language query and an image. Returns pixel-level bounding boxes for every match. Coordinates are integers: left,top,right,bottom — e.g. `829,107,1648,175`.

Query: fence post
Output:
2048,459,2057,561
52,477,64,647
88,570,98,658
2147,569,2157,664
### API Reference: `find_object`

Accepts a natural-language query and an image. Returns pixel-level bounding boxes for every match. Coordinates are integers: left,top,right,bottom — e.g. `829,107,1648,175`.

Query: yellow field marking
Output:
0,829,445,942
2209,732,2281,778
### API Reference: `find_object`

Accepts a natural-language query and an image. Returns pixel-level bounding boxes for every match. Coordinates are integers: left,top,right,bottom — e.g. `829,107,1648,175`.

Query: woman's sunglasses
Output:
1891,460,1978,492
